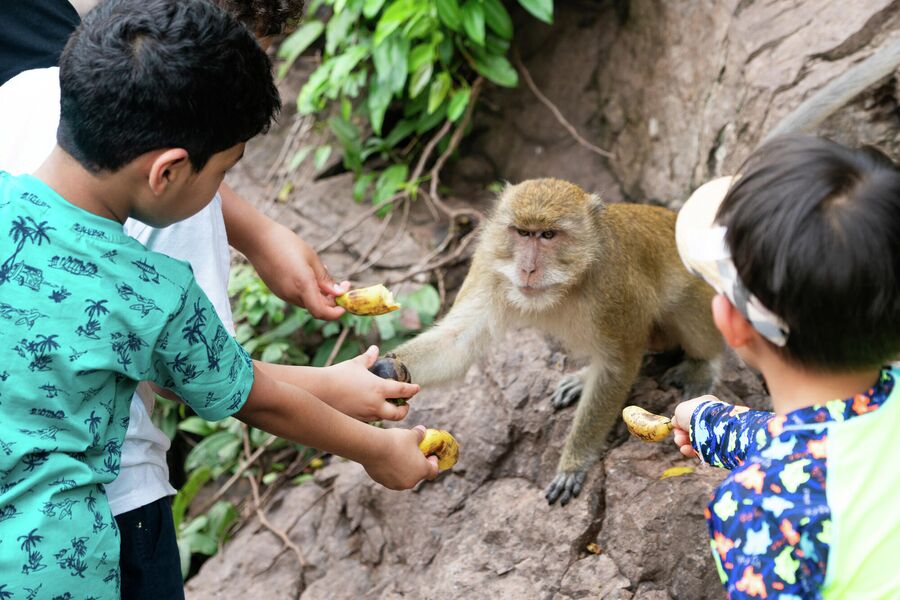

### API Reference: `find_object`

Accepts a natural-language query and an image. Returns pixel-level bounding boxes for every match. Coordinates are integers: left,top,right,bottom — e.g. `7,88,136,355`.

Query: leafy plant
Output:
278,0,554,208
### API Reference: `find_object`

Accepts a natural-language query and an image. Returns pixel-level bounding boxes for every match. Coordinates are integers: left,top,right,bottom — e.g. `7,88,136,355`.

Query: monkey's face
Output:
488,179,599,312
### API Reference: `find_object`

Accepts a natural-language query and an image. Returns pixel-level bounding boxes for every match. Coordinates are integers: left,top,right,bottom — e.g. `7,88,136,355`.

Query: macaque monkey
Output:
374,38,900,505
381,179,723,505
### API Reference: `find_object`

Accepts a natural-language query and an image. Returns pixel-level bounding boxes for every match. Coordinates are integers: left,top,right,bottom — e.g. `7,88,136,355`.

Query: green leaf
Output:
435,0,462,31
373,163,409,206
373,0,417,46
277,21,325,79
260,341,287,363
297,62,334,114
447,87,471,122
517,0,553,24
363,0,387,18
172,466,212,530
472,51,518,87
328,44,368,85
314,145,333,171
460,0,486,45
177,416,216,437
353,172,376,201
292,473,314,485
185,431,241,475
325,7,357,55
206,501,238,542
407,43,436,98
482,0,513,39
375,315,397,340
367,78,393,136
372,33,410,94
287,145,313,172
485,31,511,55
402,284,441,321
262,472,279,485
328,115,363,171
427,71,452,114
382,119,417,148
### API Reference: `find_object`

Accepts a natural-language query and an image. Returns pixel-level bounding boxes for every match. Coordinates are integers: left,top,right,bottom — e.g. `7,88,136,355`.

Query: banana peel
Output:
335,284,401,316
622,405,674,442
369,353,411,406
419,429,459,471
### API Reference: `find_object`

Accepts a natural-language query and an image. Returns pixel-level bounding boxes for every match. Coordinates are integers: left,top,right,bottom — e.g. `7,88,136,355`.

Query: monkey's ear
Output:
588,193,606,215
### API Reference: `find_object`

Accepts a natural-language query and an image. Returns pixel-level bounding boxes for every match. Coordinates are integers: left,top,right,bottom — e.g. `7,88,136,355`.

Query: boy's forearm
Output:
254,361,333,402
691,401,774,470
236,364,383,464
220,182,279,262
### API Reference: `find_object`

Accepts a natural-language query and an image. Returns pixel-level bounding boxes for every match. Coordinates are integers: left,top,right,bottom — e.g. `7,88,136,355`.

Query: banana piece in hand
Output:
419,429,459,471
622,405,674,442
335,284,401,316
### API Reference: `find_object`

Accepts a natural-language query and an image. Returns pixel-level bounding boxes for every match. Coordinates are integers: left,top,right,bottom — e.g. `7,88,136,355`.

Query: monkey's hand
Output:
544,468,588,506
551,371,585,409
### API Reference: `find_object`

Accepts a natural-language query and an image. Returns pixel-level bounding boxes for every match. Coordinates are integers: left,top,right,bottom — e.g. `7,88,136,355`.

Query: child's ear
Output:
711,293,757,349
148,148,190,196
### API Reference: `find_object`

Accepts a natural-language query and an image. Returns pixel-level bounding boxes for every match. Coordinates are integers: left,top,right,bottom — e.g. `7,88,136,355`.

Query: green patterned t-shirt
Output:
0,172,254,599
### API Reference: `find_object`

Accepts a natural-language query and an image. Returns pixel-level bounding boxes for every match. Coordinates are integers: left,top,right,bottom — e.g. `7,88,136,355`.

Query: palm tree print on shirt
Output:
0,215,54,287
75,299,109,339
18,528,46,575
182,299,224,370
110,331,148,370
13,334,61,371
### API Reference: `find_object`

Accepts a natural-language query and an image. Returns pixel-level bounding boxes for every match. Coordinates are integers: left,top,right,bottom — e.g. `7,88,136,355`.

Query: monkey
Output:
378,179,724,505
371,37,900,506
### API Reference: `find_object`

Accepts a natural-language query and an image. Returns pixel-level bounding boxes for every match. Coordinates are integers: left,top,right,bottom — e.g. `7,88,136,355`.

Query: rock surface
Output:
188,0,898,598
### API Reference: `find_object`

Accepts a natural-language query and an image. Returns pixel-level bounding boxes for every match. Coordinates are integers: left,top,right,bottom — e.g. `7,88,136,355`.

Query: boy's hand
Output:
364,425,440,490
253,225,351,320
324,346,420,421
671,396,717,458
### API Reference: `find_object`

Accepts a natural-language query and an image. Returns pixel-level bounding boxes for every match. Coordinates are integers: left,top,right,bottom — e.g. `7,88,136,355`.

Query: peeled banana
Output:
335,284,401,316
622,405,674,442
418,429,459,471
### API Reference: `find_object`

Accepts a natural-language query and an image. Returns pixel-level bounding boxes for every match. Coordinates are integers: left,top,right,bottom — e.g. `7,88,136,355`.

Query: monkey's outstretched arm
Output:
391,262,502,386
764,36,900,142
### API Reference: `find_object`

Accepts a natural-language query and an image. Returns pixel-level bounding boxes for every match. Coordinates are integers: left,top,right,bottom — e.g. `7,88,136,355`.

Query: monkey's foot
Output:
551,373,584,409
544,469,587,506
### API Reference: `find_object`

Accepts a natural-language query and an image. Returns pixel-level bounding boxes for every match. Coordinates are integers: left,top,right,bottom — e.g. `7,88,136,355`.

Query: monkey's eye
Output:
541,230,556,240
516,229,531,237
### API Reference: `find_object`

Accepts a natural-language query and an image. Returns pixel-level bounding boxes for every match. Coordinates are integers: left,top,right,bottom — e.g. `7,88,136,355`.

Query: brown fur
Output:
392,179,723,504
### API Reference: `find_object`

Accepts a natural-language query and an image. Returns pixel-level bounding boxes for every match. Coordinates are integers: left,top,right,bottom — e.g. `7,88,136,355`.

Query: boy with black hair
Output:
672,135,900,598
0,1,437,596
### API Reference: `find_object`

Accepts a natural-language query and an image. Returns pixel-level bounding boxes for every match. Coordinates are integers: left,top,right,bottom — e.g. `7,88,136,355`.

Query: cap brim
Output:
675,176,736,294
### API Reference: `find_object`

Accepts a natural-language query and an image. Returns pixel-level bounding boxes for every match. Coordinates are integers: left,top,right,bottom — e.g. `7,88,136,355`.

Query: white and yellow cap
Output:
675,176,790,347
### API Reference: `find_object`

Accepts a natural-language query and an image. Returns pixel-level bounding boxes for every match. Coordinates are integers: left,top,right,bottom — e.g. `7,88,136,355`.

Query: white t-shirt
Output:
0,67,235,515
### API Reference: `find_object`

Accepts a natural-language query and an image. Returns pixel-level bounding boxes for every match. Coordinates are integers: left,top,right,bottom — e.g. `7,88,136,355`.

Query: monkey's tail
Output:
763,35,900,143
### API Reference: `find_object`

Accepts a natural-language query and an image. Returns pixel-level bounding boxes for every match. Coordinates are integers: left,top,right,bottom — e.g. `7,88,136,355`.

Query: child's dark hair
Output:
717,135,900,370
58,0,281,173
211,0,306,37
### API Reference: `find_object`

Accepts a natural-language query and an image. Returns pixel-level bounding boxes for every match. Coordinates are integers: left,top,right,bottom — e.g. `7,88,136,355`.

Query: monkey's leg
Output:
659,290,724,398
550,367,589,409
545,350,643,505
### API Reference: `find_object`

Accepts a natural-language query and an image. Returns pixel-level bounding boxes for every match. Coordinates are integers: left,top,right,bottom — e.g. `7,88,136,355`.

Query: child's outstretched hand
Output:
253,225,351,320
323,346,420,422
671,396,716,458
364,425,440,490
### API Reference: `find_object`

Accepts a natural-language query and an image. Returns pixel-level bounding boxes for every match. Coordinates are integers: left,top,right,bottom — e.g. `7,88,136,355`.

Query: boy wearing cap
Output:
671,135,900,598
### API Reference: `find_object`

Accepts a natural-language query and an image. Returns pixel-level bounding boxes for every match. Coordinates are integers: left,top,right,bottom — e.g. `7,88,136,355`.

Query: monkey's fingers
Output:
544,470,586,506
551,373,584,410
369,353,412,406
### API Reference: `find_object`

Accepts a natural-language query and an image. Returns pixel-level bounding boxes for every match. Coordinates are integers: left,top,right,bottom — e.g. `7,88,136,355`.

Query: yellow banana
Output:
335,284,401,316
622,405,674,442
418,429,459,471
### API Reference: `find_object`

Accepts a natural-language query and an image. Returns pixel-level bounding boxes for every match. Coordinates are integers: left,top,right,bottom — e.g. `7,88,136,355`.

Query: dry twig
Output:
513,50,614,160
